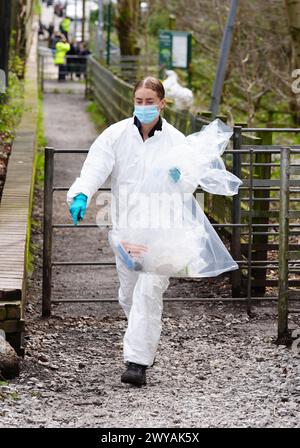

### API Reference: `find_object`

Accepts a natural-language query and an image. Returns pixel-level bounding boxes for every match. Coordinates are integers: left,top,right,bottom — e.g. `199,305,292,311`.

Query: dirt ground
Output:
0,80,300,428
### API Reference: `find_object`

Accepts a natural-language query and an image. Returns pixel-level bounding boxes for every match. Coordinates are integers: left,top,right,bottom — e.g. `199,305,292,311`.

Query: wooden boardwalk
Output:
0,20,38,354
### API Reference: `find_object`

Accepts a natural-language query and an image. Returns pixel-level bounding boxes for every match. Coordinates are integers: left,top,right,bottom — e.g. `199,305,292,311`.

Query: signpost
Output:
97,0,104,59
159,30,192,87
210,0,238,118
159,31,172,69
106,0,112,65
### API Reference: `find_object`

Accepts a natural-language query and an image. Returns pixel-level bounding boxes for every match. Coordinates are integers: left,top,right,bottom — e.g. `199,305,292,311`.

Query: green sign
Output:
159,30,192,71
159,31,172,69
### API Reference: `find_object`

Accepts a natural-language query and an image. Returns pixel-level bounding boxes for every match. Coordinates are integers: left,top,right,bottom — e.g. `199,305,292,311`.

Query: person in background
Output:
59,16,71,41
38,20,47,39
47,23,55,48
77,42,91,80
55,1,65,17
54,34,70,81
50,32,61,50
66,39,79,81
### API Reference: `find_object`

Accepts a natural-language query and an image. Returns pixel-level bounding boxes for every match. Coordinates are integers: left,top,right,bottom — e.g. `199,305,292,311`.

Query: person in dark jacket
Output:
47,23,55,48
76,42,91,80
66,40,79,80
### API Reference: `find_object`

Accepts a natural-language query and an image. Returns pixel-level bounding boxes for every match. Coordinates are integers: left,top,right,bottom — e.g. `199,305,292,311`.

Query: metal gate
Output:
42,139,300,342
277,147,300,343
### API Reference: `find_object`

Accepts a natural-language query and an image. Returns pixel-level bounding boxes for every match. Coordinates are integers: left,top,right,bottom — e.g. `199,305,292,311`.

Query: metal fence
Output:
43,143,300,328
228,128,300,300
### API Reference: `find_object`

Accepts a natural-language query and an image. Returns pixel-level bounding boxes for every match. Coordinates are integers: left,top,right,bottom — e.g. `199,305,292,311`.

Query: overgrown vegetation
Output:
90,0,300,132
0,31,26,136
33,0,41,16
85,101,108,133
0,32,26,199
26,85,46,279
35,87,47,186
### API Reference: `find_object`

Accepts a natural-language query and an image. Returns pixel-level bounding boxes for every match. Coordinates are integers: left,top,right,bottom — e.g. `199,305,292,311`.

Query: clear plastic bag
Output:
163,70,194,110
108,119,243,277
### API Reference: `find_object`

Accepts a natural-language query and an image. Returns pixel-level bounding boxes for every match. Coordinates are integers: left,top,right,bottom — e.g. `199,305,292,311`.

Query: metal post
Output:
37,49,41,91
85,55,90,98
42,147,54,318
106,0,112,66
231,126,242,297
75,0,78,38
277,147,290,343
247,149,254,315
210,0,238,118
41,54,45,93
82,0,86,42
98,0,104,60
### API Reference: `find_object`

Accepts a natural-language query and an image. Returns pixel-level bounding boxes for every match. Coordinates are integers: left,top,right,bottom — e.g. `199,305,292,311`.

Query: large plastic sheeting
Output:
108,118,243,278
163,70,194,110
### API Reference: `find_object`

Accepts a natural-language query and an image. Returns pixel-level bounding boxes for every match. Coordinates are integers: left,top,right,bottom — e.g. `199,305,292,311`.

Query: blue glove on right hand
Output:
169,167,181,183
69,193,88,225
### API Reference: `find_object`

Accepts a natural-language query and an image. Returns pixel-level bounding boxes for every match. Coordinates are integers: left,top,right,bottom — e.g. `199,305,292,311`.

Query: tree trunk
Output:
285,0,300,124
115,0,141,56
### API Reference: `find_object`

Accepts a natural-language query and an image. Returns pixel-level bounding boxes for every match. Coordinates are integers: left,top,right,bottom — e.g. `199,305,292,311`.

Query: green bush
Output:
0,72,24,138
0,31,26,138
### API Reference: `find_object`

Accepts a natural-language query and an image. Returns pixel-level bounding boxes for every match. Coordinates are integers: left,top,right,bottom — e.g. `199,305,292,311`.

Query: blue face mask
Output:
134,104,160,124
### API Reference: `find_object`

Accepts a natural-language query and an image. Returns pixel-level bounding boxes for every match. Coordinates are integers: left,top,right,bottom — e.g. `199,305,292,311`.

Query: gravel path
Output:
0,80,300,428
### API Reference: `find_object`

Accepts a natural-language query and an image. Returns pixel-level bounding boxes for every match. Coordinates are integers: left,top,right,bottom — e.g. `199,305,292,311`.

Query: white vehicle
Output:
65,0,98,20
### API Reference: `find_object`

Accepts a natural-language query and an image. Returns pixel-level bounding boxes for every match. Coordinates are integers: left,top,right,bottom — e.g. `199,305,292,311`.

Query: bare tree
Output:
285,0,300,68
154,0,293,125
284,0,300,123
115,0,141,55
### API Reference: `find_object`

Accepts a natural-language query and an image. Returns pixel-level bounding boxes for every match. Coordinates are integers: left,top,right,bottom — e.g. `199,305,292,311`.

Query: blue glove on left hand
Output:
69,193,88,225
169,167,181,183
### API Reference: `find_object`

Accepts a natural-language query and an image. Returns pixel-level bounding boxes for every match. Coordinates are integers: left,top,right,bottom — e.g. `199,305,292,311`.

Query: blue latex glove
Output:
169,167,181,183
69,193,88,225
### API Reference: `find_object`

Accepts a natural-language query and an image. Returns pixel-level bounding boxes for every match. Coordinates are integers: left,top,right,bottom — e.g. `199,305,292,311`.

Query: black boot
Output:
121,362,147,386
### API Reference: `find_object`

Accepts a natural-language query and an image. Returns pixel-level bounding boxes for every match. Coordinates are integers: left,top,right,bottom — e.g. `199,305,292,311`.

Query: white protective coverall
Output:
66,116,186,367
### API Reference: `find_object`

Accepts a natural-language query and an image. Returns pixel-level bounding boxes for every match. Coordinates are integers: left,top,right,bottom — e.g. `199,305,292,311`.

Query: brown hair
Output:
133,76,165,100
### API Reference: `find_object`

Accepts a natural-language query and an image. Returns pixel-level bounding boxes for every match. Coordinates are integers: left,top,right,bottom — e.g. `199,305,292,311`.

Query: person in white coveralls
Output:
66,76,240,387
